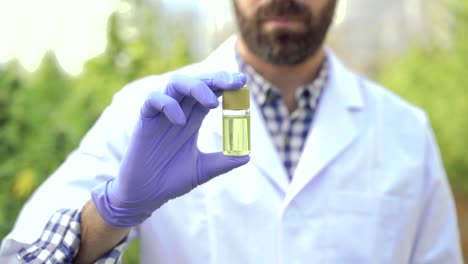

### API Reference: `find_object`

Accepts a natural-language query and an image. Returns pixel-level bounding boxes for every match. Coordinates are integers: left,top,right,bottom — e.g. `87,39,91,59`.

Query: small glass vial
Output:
222,87,250,156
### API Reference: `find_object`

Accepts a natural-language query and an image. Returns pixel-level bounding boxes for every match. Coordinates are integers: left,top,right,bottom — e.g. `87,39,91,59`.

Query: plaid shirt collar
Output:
235,50,329,112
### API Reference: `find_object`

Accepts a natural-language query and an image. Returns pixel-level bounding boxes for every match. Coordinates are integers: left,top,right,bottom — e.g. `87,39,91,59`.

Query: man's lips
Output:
261,17,305,30
261,16,302,23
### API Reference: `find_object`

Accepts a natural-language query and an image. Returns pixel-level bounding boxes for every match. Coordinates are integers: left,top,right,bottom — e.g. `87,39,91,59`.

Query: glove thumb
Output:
197,152,250,185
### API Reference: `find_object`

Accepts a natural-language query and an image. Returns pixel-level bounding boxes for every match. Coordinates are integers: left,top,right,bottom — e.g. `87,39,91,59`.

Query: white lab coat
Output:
0,36,463,263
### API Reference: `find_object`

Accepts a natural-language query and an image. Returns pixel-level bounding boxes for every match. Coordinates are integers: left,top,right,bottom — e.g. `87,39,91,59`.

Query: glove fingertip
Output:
171,113,187,126
163,102,186,125
206,98,220,109
227,154,250,166
233,72,247,87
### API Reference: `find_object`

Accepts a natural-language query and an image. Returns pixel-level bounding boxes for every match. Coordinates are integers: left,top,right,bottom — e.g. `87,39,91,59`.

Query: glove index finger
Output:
199,72,247,92
166,75,219,109
141,91,186,125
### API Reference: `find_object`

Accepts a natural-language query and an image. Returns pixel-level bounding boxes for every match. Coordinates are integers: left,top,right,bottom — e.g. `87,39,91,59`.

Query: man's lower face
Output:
233,0,337,65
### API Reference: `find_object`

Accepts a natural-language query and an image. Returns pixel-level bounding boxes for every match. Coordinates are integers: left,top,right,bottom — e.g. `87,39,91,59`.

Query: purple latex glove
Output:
91,72,249,228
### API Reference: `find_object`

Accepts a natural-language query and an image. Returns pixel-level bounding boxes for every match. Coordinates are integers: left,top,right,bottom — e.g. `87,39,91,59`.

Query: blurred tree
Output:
0,53,72,236
0,5,194,260
0,60,28,236
379,0,468,193
67,0,193,138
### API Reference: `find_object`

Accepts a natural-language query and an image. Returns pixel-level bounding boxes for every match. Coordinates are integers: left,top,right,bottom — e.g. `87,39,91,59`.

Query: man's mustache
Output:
255,0,311,22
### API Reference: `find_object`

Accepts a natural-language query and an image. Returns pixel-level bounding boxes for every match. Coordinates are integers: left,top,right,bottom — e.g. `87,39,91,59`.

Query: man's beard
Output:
233,0,336,65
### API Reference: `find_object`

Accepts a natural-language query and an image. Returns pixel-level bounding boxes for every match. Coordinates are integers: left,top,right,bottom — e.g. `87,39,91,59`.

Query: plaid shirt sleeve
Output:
17,208,128,264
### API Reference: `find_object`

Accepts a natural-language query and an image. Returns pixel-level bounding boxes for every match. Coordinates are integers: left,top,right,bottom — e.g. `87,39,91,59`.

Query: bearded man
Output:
0,0,463,263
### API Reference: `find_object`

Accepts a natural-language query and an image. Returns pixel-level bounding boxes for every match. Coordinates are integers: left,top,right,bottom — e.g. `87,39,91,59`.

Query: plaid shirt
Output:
238,55,329,178
18,208,126,263
17,54,329,263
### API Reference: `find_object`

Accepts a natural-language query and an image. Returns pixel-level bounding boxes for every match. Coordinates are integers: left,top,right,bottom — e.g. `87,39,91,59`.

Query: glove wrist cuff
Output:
91,180,151,228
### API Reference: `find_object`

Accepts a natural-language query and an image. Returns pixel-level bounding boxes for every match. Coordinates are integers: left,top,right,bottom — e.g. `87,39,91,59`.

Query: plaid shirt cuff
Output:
17,208,128,263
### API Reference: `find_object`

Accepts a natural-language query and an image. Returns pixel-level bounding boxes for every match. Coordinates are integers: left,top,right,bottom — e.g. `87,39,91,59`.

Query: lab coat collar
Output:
284,50,364,207
203,35,239,73
204,36,365,197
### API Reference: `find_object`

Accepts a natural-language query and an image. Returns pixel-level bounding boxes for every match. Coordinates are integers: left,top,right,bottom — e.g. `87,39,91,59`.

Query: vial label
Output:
223,115,250,156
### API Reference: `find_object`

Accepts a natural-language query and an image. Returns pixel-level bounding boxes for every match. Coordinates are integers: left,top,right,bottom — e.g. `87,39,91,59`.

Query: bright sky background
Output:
0,0,236,75
0,0,117,74
0,0,346,75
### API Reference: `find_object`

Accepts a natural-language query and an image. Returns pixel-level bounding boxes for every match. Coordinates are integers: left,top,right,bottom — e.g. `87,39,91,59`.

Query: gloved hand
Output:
91,72,249,228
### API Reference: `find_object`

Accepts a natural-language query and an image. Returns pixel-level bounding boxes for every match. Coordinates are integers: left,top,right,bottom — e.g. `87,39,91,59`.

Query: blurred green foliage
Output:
378,0,468,193
0,0,193,261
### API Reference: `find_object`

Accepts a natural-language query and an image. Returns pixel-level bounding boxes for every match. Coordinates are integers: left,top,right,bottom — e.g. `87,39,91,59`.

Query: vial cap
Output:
223,87,250,110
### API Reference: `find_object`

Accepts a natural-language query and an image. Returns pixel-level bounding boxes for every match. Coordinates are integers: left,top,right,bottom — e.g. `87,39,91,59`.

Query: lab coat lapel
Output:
249,99,290,192
284,52,364,206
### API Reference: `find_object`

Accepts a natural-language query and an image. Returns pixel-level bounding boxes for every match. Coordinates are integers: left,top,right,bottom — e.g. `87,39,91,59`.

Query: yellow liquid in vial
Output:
223,115,250,156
